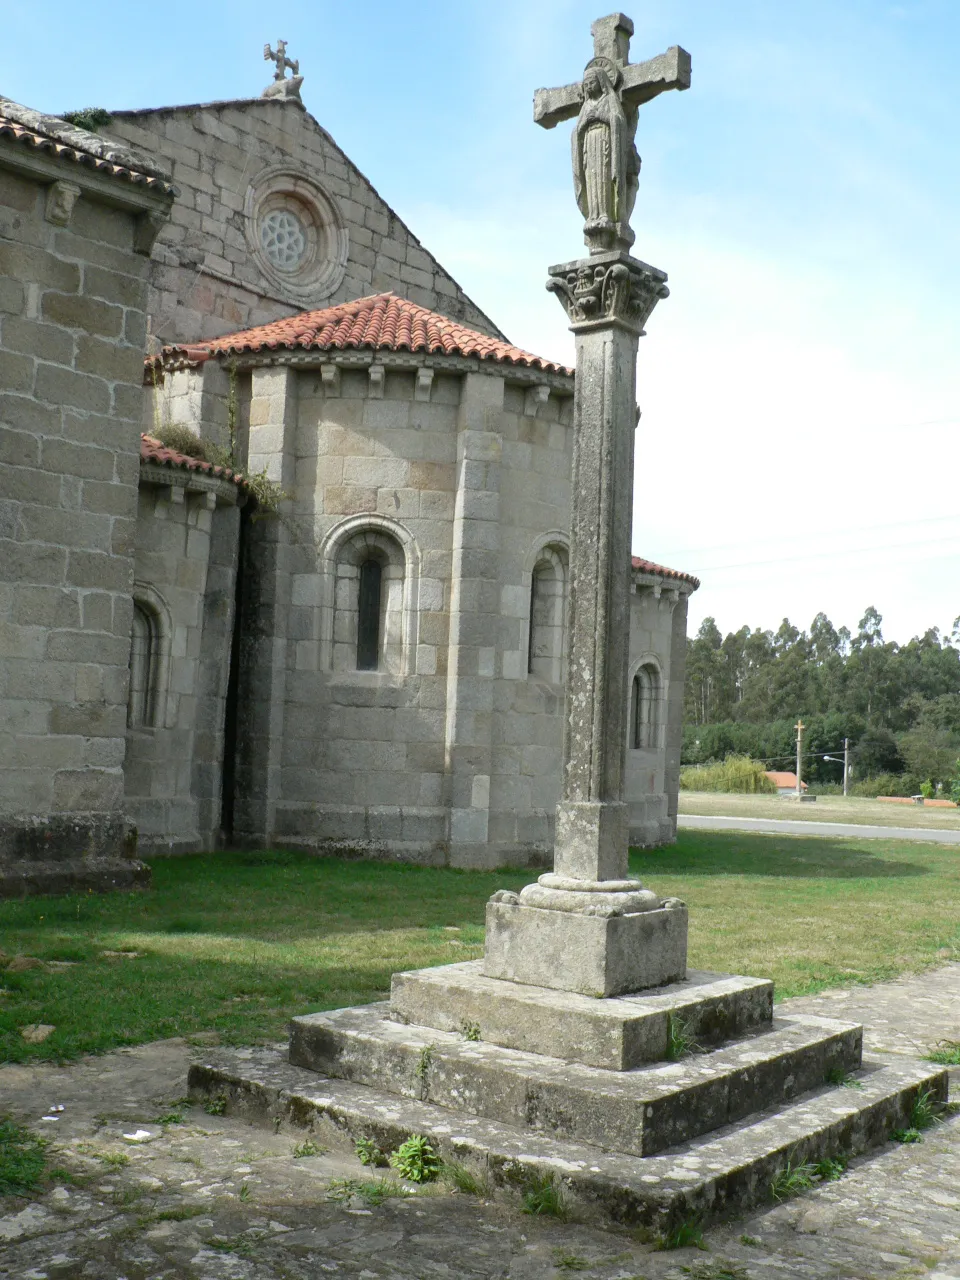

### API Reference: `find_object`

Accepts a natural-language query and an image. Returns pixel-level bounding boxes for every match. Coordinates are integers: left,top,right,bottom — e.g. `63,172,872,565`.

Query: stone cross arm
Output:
534,45,691,129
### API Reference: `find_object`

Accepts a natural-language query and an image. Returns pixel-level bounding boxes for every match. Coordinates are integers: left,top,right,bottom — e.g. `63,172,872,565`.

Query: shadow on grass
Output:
633,830,932,880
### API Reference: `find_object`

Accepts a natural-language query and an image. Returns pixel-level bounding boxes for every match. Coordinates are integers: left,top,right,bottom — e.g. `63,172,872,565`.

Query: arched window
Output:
332,529,406,674
356,558,383,670
527,545,568,683
128,602,158,727
631,664,660,749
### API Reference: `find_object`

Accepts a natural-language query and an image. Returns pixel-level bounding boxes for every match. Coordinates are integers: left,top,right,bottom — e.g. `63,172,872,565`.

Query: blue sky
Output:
5,2,959,644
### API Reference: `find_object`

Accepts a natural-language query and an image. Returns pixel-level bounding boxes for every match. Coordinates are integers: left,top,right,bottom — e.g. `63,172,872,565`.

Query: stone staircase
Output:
188,960,948,1233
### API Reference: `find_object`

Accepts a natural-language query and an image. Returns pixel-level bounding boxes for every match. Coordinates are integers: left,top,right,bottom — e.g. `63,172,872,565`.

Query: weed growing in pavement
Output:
813,1155,849,1182
354,1136,387,1167
292,1138,326,1159
552,1249,590,1271
769,1160,816,1202
825,1067,863,1088
460,1020,482,1042
926,1040,960,1066
326,1176,408,1207
0,1119,48,1196
666,1014,701,1061
520,1171,568,1220
442,1160,489,1197
415,1045,434,1080
658,1216,706,1250
389,1134,442,1183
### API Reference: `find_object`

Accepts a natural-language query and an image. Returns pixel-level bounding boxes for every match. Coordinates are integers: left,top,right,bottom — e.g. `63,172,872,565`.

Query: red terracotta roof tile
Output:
0,99,176,196
164,294,572,375
631,556,699,589
139,434,247,488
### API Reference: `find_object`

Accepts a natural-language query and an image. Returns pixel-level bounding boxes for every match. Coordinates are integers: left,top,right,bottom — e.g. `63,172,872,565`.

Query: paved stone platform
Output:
0,965,957,1279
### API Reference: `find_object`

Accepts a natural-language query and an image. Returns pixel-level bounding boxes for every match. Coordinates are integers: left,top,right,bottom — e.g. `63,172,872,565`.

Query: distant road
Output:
677,814,960,845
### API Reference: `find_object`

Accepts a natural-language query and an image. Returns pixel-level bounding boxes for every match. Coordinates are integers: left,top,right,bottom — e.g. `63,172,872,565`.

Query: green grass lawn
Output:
679,789,960,830
1,832,957,1065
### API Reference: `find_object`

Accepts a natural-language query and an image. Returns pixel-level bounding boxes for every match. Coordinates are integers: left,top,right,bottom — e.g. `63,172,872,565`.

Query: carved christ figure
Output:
572,62,640,238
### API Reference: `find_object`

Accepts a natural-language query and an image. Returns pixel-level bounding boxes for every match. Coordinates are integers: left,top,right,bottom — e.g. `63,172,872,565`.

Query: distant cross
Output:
264,39,299,82
534,13,690,253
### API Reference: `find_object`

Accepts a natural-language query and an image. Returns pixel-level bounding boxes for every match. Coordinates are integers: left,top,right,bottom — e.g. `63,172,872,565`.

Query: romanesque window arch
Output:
128,601,159,727
332,528,406,674
630,662,661,749
527,544,568,683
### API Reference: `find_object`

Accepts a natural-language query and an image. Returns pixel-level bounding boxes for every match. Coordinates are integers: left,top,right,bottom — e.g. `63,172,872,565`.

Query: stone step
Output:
289,1002,862,1156
188,1044,948,1235
391,960,774,1070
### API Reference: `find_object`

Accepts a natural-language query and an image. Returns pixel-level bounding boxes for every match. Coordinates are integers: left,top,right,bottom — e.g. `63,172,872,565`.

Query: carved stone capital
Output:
547,250,669,334
45,180,81,227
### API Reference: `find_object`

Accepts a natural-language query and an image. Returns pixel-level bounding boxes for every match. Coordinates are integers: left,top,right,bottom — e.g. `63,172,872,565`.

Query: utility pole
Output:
794,720,805,798
843,737,849,797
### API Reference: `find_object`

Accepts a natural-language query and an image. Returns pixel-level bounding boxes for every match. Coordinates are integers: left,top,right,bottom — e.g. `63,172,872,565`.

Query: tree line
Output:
682,608,960,791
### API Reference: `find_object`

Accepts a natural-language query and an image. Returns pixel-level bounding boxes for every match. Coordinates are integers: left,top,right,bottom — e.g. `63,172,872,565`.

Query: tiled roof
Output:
0,98,176,196
632,556,700,589
765,771,806,790
140,434,247,488
164,293,572,375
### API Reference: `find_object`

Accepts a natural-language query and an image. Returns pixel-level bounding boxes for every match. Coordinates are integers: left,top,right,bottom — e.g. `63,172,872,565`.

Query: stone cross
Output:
534,13,690,254
264,39,299,81
262,40,304,102
483,12,690,997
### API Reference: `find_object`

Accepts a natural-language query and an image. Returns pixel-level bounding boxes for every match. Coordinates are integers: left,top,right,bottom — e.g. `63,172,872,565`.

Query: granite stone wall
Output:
0,141,171,887
124,472,242,853
107,99,501,347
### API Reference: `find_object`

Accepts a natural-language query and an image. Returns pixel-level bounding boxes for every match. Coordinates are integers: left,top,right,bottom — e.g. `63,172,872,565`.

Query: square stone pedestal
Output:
483,901,688,997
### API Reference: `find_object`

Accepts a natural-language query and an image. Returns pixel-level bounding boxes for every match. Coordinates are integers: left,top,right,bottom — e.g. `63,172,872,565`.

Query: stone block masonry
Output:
107,98,503,347
0,100,174,893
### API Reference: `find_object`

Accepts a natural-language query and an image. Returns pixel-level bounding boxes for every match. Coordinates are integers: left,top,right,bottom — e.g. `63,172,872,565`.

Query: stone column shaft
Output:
554,321,639,882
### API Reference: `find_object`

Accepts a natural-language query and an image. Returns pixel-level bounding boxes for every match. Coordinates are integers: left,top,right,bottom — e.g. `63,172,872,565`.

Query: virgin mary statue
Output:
572,60,639,249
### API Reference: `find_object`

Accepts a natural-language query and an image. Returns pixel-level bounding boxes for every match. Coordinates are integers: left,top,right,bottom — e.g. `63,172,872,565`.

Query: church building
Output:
0,53,697,891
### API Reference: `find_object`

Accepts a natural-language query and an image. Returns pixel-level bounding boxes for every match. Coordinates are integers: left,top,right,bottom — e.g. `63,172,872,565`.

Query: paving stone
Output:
0,967,957,1279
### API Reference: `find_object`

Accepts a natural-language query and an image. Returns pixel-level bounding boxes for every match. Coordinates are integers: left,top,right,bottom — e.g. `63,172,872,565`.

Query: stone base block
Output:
289,1002,863,1157
188,1046,948,1235
391,960,773,1069
0,858,151,898
483,901,687,997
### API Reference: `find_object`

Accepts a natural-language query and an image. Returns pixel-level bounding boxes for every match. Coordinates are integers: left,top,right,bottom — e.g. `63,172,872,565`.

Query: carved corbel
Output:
320,364,341,397
133,209,169,256
45,180,81,227
415,367,434,403
524,384,550,417
367,364,385,399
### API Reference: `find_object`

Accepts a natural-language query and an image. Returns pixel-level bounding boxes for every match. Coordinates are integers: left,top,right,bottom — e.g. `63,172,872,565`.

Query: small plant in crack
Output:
460,1020,482,1042
658,1215,705,1250
769,1159,816,1201
825,1067,863,1089
415,1045,434,1080
520,1170,568,1220
666,1014,701,1061
354,1137,387,1167
389,1134,442,1183
926,1039,960,1066
293,1138,326,1158
442,1160,489,1197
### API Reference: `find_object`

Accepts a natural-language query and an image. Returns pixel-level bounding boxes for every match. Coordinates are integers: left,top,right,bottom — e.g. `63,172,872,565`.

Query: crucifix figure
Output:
534,13,690,253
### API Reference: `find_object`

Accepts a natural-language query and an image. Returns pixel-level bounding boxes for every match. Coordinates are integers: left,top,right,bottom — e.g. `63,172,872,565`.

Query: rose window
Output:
260,209,307,270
